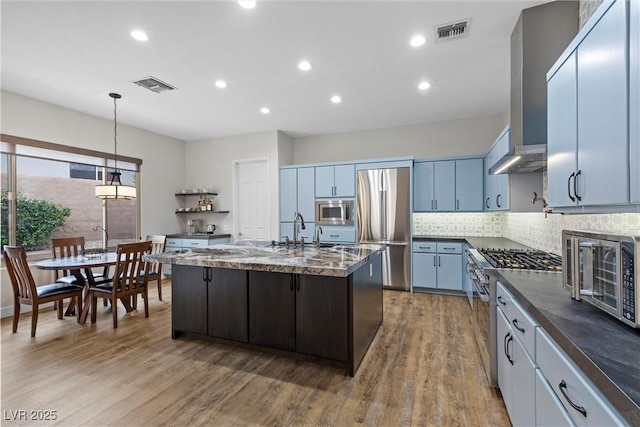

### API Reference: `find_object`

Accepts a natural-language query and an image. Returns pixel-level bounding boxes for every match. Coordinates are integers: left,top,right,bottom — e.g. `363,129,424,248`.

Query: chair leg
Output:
143,289,149,318
12,301,20,333
91,295,98,324
157,276,163,301
112,299,118,329
76,294,83,323
132,294,138,310
31,307,39,337
57,299,64,319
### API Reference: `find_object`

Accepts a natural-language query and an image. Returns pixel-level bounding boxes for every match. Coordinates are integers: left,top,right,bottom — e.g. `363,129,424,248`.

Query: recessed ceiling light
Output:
410,34,426,47
260,107,270,114
131,30,148,42
238,1,256,9
418,81,431,90
298,60,312,71
331,95,342,104
215,80,227,89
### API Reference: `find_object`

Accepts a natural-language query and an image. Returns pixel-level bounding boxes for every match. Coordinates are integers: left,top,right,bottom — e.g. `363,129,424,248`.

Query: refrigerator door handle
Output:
380,190,387,241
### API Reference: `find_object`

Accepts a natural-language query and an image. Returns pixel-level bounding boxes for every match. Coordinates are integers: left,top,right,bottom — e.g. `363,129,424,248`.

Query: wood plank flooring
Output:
1,280,508,426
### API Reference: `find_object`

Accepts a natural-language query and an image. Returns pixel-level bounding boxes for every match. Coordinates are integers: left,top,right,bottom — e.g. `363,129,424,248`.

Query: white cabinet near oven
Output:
496,282,538,427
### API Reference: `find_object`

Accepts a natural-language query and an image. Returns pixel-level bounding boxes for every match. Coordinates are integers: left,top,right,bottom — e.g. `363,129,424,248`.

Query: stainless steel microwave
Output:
316,200,353,226
562,230,639,329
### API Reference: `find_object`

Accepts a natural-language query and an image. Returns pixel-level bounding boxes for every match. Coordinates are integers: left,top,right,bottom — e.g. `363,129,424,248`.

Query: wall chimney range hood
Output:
493,1,578,174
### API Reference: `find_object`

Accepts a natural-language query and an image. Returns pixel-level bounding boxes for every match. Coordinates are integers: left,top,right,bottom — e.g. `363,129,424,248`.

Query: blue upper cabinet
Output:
455,158,484,211
280,166,316,223
279,168,297,222
548,51,578,208
484,126,510,211
631,0,639,203
297,167,316,221
315,164,355,198
576,0,628,206
547,0,632,208
434,161,456,211
414,162,435,211
414,158,484,212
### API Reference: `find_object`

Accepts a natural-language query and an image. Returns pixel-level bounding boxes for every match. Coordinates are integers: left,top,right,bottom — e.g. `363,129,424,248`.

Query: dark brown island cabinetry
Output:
249,272,349,362
172,265,248,342
170,252,382,376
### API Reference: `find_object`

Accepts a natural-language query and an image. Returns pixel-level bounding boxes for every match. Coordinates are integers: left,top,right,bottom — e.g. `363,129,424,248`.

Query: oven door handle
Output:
472,280,489,303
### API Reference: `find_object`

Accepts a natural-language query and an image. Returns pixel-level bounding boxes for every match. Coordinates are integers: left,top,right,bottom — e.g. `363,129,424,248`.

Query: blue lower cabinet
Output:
412,241,462,291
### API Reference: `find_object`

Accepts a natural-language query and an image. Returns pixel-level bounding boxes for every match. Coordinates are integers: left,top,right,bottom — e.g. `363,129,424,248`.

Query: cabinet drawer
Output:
436,242,462,254
318,226,355,244
412,241,436,253
535,369,575,427
166,238,182,247
497,282,538,357
536,328,627,426
181,239,210,248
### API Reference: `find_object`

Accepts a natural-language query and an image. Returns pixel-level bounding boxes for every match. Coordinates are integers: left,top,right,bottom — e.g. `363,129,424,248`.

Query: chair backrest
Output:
145,235,166,255
111,241,153,296
51,237,85,280
3,246,37,302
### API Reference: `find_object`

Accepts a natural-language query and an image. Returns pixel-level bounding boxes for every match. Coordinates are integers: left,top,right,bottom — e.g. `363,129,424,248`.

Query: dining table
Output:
35,252,126,324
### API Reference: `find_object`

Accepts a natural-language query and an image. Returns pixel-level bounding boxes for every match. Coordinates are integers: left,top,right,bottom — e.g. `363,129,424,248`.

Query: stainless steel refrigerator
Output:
357,167,410,290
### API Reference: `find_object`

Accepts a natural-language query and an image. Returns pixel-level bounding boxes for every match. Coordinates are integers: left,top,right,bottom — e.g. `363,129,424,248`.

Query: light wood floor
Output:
1,280,509,426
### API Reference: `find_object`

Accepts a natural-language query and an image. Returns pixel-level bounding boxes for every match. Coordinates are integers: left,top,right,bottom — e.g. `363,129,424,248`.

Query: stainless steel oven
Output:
467,248,496,387
563,230,639,328
316,199,354,226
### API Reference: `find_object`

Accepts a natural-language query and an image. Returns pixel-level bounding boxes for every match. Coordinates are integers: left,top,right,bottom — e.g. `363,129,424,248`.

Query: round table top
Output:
35,252,118,270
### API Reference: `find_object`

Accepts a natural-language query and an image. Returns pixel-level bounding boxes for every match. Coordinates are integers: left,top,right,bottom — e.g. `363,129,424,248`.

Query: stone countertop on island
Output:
144,241,385,277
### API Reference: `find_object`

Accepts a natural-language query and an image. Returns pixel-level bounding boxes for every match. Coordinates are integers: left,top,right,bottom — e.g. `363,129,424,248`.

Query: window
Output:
69,163,103,180
1,136,141,259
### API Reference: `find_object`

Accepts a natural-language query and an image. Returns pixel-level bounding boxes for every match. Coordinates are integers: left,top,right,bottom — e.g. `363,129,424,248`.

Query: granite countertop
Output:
166,233,232,239
494,269,640,424
144,241,385,277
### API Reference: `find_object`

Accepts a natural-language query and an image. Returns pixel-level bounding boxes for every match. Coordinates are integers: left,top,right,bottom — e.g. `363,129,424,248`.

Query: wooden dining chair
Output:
89,241,152,328
3,246,84,337
143,235,167,300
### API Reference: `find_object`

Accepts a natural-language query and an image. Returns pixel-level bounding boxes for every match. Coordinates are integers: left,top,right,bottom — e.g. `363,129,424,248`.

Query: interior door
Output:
235,159,269,240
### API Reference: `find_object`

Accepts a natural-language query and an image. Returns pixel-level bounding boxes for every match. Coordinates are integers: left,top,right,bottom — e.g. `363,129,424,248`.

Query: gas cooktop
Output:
478,248,562,271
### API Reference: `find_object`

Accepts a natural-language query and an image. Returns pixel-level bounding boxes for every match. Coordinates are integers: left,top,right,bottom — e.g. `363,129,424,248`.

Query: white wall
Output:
184,130,281,241
292,114,507,164
1,90,186,316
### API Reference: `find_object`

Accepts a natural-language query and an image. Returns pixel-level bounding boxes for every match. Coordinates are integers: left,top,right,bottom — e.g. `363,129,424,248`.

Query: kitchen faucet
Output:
292,212,306,246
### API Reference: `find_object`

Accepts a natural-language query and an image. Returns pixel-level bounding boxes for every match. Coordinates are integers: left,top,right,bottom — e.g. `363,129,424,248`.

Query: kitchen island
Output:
144,242,385,375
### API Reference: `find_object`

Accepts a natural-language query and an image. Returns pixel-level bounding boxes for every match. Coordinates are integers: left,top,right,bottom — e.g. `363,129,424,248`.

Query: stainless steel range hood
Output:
489,144,547,174
494,0,578,174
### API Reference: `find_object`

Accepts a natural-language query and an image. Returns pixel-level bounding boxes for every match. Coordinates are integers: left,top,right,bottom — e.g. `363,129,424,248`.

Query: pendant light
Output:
95,92,136,200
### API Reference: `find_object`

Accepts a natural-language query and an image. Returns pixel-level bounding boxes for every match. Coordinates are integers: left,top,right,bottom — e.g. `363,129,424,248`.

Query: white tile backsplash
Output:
414,212,640,255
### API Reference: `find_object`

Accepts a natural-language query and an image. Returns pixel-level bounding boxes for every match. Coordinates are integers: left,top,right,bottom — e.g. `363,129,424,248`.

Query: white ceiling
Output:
1,0,549,142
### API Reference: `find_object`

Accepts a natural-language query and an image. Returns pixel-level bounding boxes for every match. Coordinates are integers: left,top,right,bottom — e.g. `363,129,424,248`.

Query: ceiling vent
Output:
435,19,470,43
133,76,177,93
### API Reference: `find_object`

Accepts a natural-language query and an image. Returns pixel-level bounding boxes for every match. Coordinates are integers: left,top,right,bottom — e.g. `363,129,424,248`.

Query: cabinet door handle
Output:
296,276,300,291
485,197,490,209
434,200,437,210
496,194,502,208
512,318,525,334
431,200,434,210
456,199,459,210
290,278,294,292
574,170,582,202
438,256,441,267
559,380,587,418
433,256,436,267
419,246,431,250
330,234,340,238
497,295,506,306
568,172,576,202
504,333,514,365
507,334,514,365
442,247,456,251
202,267,207,282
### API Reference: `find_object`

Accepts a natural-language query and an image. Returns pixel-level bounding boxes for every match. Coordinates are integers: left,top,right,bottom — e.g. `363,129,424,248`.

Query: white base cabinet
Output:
412,242,462,291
